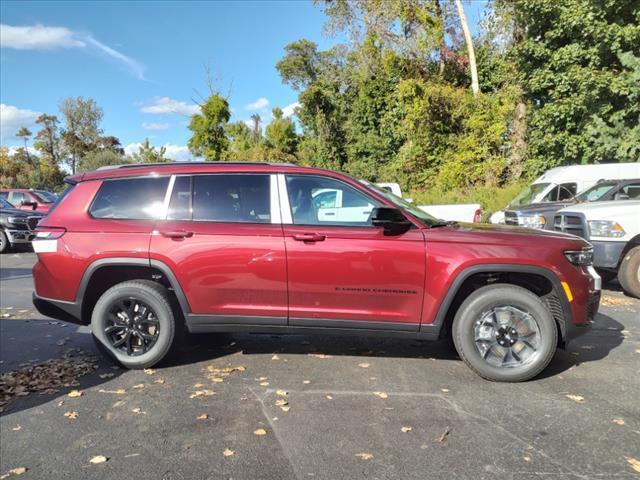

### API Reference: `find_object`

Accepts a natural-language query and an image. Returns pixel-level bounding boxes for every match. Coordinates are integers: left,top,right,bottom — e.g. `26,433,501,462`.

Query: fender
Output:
423,263,573,340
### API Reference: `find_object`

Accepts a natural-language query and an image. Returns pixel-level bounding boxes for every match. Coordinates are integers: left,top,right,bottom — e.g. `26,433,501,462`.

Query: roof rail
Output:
96,161,297,170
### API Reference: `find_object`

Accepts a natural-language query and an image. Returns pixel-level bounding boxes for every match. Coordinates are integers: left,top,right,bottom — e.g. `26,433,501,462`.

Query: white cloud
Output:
124,142,197,162
282,102,301,118
0,24,85,49
140,97,200,116
0,104,41,142
244,97,269,111
1,24,144,79
142,122,170,131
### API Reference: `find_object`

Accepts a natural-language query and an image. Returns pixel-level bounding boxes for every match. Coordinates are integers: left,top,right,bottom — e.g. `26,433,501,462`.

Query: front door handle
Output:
159,229,194,239
292,233,326,242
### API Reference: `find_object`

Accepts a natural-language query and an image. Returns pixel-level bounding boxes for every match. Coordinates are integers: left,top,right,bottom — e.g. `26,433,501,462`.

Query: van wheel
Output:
618,246,640,299
91,280,177,369
452,284,557,382
0,231,9,254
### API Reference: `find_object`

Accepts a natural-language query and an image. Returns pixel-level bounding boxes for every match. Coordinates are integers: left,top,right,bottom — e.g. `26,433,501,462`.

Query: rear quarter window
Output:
89,177,170,219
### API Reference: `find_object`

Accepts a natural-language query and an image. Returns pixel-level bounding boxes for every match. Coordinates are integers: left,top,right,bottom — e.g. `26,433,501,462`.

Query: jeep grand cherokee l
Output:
32,162,601,382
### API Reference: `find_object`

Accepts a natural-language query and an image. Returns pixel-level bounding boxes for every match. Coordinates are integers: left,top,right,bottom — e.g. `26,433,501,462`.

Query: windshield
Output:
509,183,550,207
31,190,57,203
0,197,16,209
575,182,616,202
361,181,440,227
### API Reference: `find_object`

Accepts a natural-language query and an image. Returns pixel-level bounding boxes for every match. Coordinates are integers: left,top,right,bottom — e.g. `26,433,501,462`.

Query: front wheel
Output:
91,280,177,369
453,284,557,382
618,246,640,299
0,230,9,254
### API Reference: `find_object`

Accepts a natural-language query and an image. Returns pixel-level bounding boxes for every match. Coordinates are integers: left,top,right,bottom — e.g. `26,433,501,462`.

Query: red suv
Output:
0,188,58,213
32,163,601,381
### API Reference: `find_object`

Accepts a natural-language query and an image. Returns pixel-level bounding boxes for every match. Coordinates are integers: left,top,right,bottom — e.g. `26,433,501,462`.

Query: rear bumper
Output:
32,292,85,325
592,240,625,269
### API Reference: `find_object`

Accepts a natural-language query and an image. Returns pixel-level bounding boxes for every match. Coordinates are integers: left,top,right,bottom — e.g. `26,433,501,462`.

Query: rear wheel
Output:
0,230,9,254
618,246,640,299
91,280,177,369
452,284,557,382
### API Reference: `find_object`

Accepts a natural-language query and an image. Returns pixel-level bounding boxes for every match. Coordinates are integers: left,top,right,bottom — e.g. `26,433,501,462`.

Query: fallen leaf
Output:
153,379,165,385
373,391,388,399
2,467,27,477
193,383,204,388
358,363,370,368
438,427,451,442
189,389,216,399
523,454,532,462
67,390,83,398
89,455,108,464
223,448,235,457
98,389,126,395
131,407,146,415
197,414,209,420
275,399,288,406
143,368,156,375
64,411,79,419
98,373,114,379
271,354,280,360
627,458,640,473
613,418,625,425
565,394,585,403
254,428,267,436
280,405,291,412
258,376,268,381
441,389,450,393
112,401,126,408
401,426,412,433
11,425,21,431
308,353,332,359
326,395,333,400
302,380,311,384
133,384,144,389
355,453,373,460
276,389,288,397
259,382,269,386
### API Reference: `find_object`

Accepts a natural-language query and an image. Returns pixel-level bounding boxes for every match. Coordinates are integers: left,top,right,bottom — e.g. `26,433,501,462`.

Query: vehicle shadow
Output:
0,267,33,280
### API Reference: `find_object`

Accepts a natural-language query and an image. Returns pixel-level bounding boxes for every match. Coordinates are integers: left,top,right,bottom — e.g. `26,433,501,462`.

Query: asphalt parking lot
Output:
1,252,639,479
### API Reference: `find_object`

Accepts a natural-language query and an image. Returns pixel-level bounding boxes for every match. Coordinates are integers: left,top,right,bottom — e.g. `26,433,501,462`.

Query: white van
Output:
491,163,640,223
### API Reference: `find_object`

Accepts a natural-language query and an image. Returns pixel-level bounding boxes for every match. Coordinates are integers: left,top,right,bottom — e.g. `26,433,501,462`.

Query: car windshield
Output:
361,181,441,227
509,183,550,207
0,197,16,209
575,182,616,202
31,190,57,203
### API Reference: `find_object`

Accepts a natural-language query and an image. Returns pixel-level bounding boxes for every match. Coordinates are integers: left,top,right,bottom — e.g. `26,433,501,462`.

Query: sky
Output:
0,0,487,161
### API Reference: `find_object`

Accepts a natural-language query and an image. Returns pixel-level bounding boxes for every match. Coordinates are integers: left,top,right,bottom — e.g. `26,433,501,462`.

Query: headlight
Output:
518,214,546,229
588,220,625,238
564,248,594,266
7,216,27,225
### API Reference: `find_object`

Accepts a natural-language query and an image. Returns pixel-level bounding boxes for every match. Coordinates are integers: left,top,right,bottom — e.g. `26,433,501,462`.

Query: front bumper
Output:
5,229,36,244
32,292,84,325
563,290,600,343
592,240,625,269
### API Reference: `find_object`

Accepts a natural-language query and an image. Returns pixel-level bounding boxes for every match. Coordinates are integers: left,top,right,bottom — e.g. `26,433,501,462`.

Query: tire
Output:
595,268,616,284
0,230,9,254
452,284,558,382
618,246,640,299
91,280,179,369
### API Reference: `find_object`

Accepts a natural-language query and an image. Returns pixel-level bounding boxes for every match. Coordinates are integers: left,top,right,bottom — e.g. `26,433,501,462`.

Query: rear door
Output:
149,174,288,323
280,174,426,330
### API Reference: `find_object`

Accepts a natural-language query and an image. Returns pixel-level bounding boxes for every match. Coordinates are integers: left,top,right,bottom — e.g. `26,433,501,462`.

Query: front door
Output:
281,174,426,330
149,174,288,324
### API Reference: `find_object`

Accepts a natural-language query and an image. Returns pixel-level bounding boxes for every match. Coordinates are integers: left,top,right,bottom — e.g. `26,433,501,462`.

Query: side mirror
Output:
371,207,412,235
21,200,37,209
614,193,630,200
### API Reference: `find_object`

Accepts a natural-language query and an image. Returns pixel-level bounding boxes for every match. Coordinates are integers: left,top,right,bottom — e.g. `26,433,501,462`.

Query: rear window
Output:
89,177,170,219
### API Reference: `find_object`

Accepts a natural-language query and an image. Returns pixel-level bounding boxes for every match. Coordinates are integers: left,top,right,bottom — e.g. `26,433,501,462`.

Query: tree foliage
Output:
188,94,231,160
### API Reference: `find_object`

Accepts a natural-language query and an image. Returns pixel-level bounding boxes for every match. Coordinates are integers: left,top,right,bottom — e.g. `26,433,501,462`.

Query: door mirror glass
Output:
371,207,412,235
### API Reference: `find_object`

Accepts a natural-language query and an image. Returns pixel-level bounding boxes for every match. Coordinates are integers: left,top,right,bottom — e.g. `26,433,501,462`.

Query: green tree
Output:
34,114,62,166
188,94,231,160
225,121,254,160
265,107,298,155
79,149,126,172
16,127,32,164
59,97,104,174
129,138,169,163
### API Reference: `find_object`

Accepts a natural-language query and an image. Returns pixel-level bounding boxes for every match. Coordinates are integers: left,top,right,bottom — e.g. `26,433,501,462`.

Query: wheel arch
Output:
429,264,573,347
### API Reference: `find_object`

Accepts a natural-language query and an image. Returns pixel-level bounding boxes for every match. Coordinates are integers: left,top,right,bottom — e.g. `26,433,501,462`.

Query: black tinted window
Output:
90,177,170,219
167,176,192,220
193,175,270,223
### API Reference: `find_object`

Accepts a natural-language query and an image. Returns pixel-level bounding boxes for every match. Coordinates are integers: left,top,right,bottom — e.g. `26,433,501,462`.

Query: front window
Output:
362,181,440,227
620,182,640,199
509,183,550,207
575,182,616,202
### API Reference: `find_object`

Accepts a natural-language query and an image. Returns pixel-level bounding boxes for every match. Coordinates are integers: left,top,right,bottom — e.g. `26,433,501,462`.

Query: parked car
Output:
503,178,640,230
554,200,640,297
0,197,44,253
0,188,58,213
491,163,640,224
375,182,481,223
32,162,600,382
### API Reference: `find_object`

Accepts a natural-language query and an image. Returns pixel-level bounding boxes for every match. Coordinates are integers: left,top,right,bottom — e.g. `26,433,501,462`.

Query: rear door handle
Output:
159,229,193,239
292,233,326,242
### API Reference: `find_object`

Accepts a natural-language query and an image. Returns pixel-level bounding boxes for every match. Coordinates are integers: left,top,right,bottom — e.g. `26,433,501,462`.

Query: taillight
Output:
32,227,66,253
473,209,482,223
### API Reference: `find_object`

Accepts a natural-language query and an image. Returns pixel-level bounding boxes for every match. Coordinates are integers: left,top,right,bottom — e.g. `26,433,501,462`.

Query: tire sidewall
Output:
0,230,9,254
453,285,557,382
619,246,640,298
91,283,175,368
